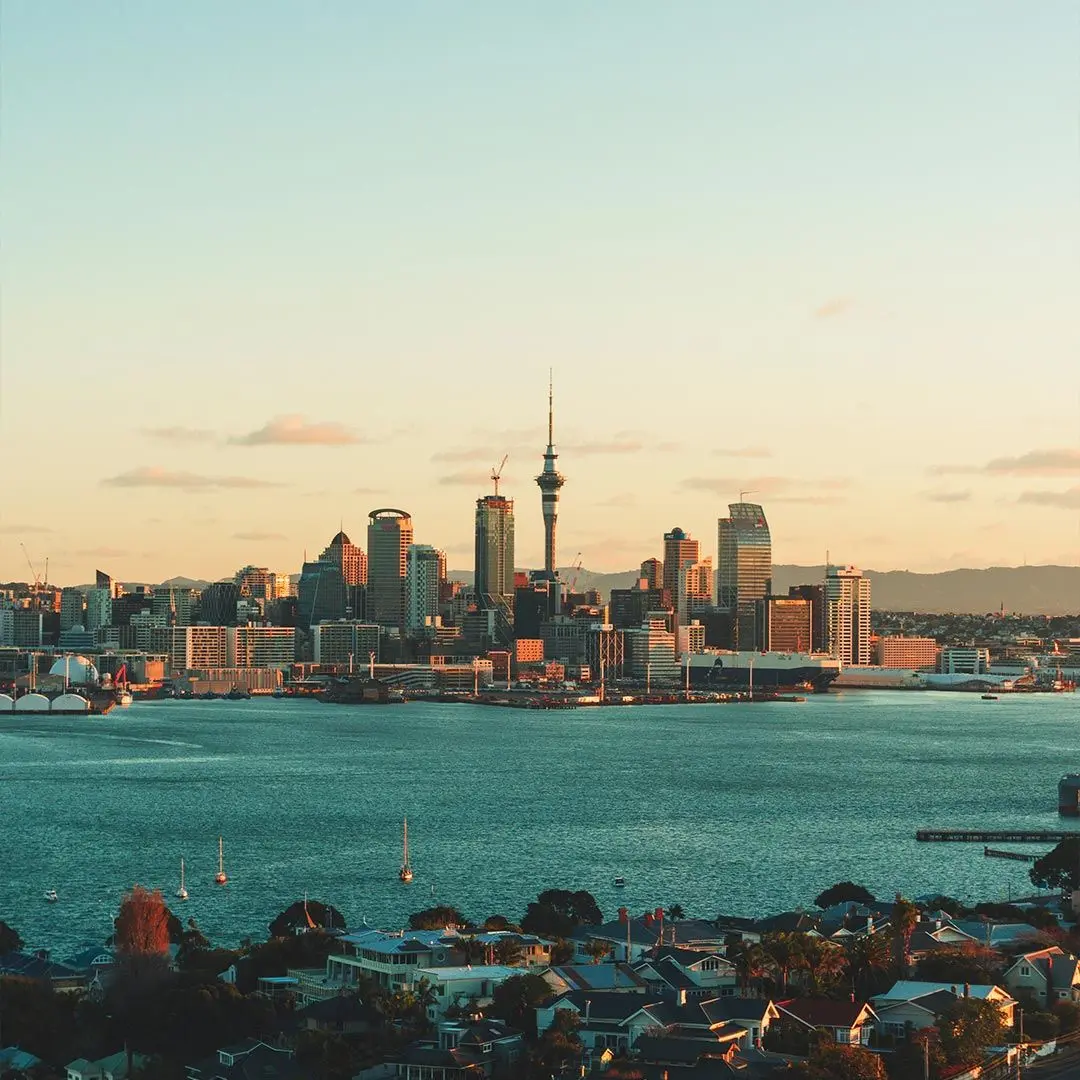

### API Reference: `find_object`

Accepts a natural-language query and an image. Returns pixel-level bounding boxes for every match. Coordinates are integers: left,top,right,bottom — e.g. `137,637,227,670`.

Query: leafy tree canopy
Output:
114,886,171,958
936,997,1005,1066
1030,837,1080,893
268,899,346,938
485,972,551,1034
796,1044,886,1080
0,919,23,953
408,905,466,930
814,882,876,910
520,889,601,937
914,945,1004,986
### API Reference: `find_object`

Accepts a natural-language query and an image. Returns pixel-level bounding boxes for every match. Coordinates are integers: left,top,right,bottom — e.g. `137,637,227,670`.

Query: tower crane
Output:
569,551,584,592
490,454,508,497
20,543,43,589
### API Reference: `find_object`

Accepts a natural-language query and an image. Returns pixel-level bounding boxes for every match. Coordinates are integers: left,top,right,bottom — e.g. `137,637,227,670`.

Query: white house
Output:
1003,947,1080,1005
871,981,1016,1040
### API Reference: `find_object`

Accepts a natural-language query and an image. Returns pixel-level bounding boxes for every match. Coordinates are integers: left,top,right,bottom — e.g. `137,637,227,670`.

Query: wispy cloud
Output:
233,531,286,541
813,297,853,319
437,470,497,487
934,448,1080,477
230,415,365,447
74,546,130,558
101,466,282,490
0,523,52,535
1018,487,1080,510
142,426,216,443
712,447,772,459
923,490,972,503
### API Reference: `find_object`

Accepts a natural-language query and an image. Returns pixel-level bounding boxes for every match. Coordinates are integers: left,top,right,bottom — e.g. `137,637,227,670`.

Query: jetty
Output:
982,846,1037,862
916,828,1076,843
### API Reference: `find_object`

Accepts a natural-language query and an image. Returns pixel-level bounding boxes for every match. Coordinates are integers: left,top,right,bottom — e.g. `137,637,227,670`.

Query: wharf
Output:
983,846,1037,862
916,828,1075,843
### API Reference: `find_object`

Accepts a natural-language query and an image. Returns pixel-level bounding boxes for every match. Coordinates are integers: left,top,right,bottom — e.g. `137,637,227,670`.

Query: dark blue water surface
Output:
1,691,1077,954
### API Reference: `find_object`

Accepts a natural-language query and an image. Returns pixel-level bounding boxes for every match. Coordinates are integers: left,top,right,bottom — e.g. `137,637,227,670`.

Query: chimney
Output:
618,907,629,924
644,912,654,927
964,983,970,998
585,998,591,1023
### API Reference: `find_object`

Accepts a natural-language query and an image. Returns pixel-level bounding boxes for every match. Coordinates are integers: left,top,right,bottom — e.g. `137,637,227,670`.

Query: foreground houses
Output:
185,1040,300,1079
1003,945,1080,1004
871,980,1017,1037
776,997,879,1046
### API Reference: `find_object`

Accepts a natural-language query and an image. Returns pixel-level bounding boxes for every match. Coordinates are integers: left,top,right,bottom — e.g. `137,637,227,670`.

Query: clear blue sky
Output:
2,1,1078,583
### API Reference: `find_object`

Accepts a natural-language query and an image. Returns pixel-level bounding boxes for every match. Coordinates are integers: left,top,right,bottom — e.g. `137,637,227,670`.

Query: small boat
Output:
44,888,58,902
215,836,227,885
399,817,413,883
117,690,133,707
613,876,626,888
176,857,189,901
981,694,998,701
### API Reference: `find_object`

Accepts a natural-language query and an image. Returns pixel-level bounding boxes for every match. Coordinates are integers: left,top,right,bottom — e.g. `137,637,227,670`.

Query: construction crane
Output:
569,551,584,592
490,454,508,497
20,542,43,589
739,489,758,503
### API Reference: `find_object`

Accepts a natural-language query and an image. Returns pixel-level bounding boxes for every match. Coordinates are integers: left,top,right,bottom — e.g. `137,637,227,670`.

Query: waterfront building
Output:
311,621,381,667
640,558,663,590
824,565,872,666
59,588,85,631
474,495,515,606
759,597,815,652
515,638,544,664
677,620,706,655
939,646,991,675
624,619,679,684
788,584,826,652
227,626,296,668
717,503,772,650
534,379,565,575
876,636,939,670
661,528,699,600
159,626,228,672
367,509,413,628
406,544,445,632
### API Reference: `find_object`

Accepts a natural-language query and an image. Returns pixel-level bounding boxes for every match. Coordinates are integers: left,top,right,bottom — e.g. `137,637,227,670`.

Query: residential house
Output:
296,993,378,1034
66,1051,149,1079
416,965,522,1021
543,963,649,995
871,981,1016,1040
537,990,669,1056
906,920,980,961
953,921,1044,950
633,947,739,1000
1004,947,1080,1005
185,1039,300,1079
754,911,823,937
3,950,88,992
0,1048,42,1073
776,997,879,1046
575,910,728,963
712,914,761,946
385,1019,524,1079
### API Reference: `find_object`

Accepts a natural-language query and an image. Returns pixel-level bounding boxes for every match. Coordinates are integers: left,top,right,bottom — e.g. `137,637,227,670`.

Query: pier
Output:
982,846,1037,862
916,828,1076,843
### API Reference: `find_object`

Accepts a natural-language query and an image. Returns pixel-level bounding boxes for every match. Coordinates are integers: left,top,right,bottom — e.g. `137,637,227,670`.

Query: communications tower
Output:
535,376,565,575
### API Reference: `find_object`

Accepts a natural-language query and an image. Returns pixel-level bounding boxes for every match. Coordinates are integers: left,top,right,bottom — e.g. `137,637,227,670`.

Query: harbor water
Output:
0,690,1077,954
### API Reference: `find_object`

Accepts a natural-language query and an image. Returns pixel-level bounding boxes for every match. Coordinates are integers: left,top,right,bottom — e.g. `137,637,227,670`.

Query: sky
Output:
1,1,1079,585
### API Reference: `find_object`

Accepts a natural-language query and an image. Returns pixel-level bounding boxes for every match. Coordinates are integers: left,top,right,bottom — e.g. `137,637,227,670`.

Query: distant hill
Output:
451,564,1079,615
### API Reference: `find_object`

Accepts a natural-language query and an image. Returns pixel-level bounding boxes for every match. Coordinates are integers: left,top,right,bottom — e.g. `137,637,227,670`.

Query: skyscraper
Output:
824,565,872,666
717,502,772,649
320,531,367,587
367,509,413,628
474,495,515,605
639,558,663,590
406,544,445,631
662,528,699,599
535,377,565,575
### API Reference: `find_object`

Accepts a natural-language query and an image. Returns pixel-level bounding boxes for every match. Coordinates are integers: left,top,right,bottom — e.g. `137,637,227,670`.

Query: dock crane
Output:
490,454,509,497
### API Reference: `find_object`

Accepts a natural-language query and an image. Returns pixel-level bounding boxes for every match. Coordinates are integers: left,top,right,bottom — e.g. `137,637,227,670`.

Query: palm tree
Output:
666,904,685,922
730,940,769,996
891,894,919,977
761,932,804,994
798,937,846,993
583,939,614,965
844,932,892,996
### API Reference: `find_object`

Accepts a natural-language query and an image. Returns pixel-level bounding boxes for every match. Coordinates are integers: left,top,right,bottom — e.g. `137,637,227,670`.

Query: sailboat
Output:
176,857,189,901
399,817,413,883
215,836,228,885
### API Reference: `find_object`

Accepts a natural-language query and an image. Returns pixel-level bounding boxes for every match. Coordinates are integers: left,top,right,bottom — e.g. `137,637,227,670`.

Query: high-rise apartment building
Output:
640,558,663,590
151,587,197,626
85,588,113,631
677,559,713,626
474,495,515,606
824,565,872,666
717,503,772,649
367,509,413,628
876,636,938,670
759,597,815,652
227,626,296,668
59,588,85,631
311,622,381,666
235,565,288,603
662,528,699,599
406,544,446,631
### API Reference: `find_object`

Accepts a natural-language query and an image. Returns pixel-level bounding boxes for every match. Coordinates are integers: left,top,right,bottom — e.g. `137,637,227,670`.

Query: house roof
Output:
187,1043,300,1080
699,997,776,1025
296,995,375,1023
552,989,665,1022
875,980,1012,1004
634,1034,733,1064
653,945,732,968
1006,947,1080,990
755,911,821,935
778,997,876,1029
1,950,84,983
550,963,648,991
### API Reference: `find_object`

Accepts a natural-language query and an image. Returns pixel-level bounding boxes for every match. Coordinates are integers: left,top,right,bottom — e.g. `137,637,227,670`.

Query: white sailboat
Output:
44,888,58,903
176,857,189,900
215,836,228,885
399,817,413,883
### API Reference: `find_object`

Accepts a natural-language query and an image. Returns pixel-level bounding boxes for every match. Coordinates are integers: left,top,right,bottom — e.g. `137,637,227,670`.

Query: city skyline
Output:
3,3,1079,583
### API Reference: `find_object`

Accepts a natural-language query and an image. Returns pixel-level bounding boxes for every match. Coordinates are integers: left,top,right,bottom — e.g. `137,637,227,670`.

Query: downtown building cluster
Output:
0,387,876,694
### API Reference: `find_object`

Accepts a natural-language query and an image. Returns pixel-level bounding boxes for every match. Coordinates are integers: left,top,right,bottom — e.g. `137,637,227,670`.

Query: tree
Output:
115,885,171,959
485,973,551,1034
666,904,685,922
797,1044,886,1080
1021,1011,1060,1041
529,1009,583,1078
408,905,466,930
843,933,892,997
914,944,1003,986
521,890,602,938
935,997,1005,1066
493,938,524,966
799,937,847,993
761,932,804,993
268,899,346,938
1053,999,1080,1035
0,920,23,953
891,894,918,976
1030,837,1080,892
582,939,613,965
814,882,876,910
549,938,574,965
730,940,768,995
483,914,522,932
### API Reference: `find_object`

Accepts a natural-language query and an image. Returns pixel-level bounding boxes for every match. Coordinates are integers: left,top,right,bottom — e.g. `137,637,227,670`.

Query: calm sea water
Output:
1,691,1077,955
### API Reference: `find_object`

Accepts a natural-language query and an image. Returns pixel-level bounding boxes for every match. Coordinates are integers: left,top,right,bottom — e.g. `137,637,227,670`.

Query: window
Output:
885,1023,907,1039
1020,965,1031,976
836,1030,850,1044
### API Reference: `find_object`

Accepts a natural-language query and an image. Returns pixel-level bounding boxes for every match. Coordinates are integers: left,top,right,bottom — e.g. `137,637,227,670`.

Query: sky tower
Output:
535,376,565,575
